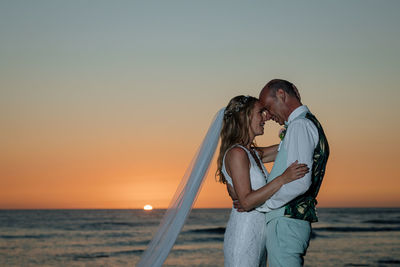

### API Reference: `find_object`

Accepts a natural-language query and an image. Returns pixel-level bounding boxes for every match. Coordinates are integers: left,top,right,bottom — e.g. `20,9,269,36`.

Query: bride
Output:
137,95,308,267
216,95,309,266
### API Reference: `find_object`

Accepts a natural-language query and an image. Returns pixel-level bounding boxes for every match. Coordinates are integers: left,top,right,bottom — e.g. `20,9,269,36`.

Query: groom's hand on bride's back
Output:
227,184,246,212
233,200,245,212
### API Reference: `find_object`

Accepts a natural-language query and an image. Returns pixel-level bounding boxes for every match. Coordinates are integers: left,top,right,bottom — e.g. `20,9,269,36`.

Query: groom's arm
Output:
260,119,318,211
256,144,279,163
227,184,246,212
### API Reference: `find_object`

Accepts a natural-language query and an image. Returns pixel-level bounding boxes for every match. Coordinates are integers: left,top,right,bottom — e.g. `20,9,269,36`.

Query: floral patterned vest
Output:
283,112,330,223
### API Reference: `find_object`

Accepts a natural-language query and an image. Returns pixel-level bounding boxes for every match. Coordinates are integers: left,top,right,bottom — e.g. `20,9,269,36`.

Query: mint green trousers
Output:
266,216,311,267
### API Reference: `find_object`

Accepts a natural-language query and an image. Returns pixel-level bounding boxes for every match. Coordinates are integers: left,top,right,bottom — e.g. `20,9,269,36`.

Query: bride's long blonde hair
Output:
216,95,258,184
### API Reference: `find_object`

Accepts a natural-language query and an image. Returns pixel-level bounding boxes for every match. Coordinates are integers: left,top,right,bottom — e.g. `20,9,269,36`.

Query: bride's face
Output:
249,101,268,137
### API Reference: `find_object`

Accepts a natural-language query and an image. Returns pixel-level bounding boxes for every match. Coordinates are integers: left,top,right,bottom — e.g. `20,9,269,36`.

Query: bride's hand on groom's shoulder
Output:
282,160,309,184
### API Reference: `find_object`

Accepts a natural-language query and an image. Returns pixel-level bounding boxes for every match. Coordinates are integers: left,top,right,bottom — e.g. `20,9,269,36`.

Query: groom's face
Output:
260,89,286,125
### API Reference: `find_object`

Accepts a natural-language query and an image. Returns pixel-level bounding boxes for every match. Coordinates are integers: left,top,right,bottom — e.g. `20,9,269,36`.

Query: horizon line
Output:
1,206,400,211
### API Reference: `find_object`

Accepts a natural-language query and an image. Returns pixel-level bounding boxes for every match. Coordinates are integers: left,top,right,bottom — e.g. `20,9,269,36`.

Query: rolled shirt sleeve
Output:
263,118,318,211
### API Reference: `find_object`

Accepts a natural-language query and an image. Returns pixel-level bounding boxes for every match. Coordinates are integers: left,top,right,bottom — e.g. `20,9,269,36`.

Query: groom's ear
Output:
276,88,286,103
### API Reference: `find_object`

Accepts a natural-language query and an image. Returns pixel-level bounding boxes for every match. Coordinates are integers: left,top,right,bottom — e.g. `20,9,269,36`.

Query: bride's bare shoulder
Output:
225,147,249,165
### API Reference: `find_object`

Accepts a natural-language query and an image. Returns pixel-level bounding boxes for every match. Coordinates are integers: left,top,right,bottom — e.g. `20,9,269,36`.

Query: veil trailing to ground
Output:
137,108,225,267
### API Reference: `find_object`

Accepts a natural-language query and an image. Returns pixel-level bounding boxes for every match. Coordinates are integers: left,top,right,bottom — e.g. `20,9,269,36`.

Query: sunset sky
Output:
1,1,399,209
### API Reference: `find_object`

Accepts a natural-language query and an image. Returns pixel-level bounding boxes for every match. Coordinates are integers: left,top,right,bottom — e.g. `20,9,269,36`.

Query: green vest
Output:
283,112,330,223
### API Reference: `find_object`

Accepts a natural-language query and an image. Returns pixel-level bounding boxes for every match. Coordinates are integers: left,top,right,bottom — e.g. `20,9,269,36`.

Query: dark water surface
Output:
0,208,399,266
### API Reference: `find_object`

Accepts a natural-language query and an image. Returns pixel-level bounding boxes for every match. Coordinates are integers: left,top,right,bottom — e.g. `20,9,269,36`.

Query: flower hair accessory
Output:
224,95,251,118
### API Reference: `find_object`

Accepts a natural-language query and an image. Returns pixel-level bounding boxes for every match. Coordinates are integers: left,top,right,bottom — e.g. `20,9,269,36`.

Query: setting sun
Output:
143,205,153,211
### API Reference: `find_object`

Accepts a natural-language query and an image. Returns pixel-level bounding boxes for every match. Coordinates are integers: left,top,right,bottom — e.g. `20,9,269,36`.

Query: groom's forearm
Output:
238,177,286,211
257,144,279,163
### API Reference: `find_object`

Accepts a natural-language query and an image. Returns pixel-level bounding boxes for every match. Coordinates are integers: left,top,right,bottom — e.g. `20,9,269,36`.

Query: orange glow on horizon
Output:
1,120,400,210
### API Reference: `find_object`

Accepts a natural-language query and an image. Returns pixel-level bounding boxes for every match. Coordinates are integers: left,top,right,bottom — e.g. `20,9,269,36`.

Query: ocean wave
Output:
70,249,145,261
363,219,400,225
377,259,400,265
103,232,135,238
74,221,158,230
314,226,400,232
73,253,109,260
0,234,57,239
185,227,226,234
104,239,150,247
110,249,144,256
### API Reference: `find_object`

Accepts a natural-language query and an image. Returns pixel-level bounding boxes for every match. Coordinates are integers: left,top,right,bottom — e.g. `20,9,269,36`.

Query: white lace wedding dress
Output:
222,144,269,267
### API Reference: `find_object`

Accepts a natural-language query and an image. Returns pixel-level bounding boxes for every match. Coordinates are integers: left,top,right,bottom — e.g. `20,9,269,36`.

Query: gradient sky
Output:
1,1,399,209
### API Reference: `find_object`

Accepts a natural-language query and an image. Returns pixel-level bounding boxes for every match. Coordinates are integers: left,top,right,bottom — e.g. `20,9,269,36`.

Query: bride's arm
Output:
256,144,279,163
226,147,308,212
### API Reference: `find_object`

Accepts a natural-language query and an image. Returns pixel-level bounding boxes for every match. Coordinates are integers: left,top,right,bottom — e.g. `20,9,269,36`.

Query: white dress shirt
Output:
261,105,319,212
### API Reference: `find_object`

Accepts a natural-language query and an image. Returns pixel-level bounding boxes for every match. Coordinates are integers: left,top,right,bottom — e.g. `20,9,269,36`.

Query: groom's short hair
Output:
265,79,300,101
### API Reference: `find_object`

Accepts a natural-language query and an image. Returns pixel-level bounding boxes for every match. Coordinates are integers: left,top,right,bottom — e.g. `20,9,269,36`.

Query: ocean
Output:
0,208,399,266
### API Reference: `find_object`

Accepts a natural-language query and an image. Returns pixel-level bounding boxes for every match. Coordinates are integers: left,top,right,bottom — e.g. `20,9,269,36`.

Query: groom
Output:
231,79,329,266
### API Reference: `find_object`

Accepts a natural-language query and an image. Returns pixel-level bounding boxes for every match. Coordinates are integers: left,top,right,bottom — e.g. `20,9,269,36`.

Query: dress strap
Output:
251,149,269,179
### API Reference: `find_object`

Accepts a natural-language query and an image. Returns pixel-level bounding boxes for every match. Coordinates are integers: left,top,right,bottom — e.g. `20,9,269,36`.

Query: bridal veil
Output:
137,108,225,267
